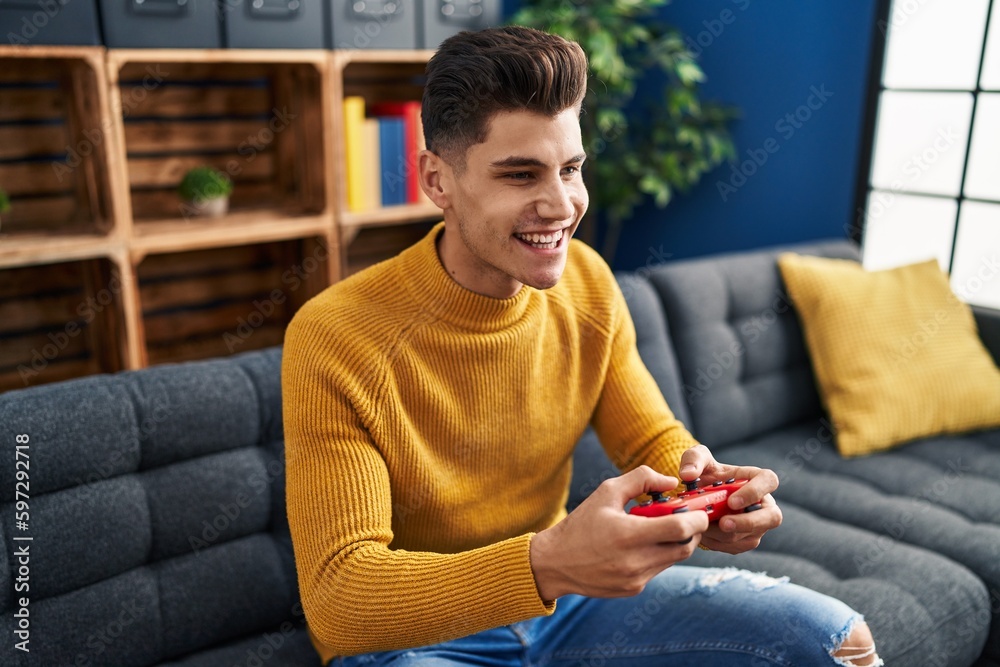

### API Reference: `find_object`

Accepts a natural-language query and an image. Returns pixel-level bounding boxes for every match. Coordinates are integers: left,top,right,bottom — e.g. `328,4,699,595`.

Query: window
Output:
858,0,1000,309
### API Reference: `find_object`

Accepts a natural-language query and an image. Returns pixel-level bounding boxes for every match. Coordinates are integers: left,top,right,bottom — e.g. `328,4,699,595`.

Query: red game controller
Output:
629,477,763,521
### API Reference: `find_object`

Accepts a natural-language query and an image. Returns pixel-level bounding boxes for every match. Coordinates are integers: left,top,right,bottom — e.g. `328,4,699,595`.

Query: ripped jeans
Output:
330,566,878,667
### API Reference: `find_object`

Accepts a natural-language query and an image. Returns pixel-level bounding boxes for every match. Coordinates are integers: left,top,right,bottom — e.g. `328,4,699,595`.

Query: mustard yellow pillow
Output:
778,253,1000,457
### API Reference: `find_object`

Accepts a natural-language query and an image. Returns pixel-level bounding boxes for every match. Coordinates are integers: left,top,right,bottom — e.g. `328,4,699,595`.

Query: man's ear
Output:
418,149,451,210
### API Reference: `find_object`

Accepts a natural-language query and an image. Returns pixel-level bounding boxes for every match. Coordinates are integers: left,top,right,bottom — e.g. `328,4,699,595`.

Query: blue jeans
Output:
331,566,866,667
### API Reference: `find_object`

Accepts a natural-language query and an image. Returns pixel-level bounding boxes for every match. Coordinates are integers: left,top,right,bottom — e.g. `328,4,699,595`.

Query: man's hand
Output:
529,465,709,602
677,444,782,554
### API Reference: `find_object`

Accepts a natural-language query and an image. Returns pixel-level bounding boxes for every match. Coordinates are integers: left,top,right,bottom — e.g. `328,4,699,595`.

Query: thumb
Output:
604,465,679,505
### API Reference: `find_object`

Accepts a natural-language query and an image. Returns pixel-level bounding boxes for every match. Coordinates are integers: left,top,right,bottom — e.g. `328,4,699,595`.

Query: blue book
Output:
379,118,407,206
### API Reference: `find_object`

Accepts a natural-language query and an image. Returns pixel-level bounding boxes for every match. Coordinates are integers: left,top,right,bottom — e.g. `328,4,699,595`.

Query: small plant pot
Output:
185,196,230,218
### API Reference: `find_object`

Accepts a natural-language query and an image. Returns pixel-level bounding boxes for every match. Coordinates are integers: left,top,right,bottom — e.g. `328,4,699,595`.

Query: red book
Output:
369,101,422,204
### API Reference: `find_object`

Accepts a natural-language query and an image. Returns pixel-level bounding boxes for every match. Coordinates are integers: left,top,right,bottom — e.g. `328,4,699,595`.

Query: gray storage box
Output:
331,0,416,50
1,0,101,45
419,0,500,49
224,0,325,48
100,0,222,48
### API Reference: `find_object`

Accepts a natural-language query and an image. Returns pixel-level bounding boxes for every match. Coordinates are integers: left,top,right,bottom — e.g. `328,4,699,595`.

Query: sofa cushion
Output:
0,347,318,666
717,418,1000,663
777,253,1000,456
688,501,990,667
645,239,860,448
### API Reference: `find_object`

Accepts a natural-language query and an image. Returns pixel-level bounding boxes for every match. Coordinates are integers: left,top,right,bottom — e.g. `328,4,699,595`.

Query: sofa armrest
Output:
973,306,1000,367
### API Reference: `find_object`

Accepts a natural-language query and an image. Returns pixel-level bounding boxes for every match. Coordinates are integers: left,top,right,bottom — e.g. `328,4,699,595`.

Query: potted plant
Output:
0,187,10,231
510,0,738,262
178,166,233,218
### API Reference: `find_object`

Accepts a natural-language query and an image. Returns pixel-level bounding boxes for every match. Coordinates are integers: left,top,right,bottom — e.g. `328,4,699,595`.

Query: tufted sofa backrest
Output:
643,239,861,449
0,347,309,666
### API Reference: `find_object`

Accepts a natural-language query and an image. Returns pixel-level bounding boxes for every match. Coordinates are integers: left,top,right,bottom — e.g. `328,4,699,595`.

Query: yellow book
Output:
365,118,382,211
343,96,367,212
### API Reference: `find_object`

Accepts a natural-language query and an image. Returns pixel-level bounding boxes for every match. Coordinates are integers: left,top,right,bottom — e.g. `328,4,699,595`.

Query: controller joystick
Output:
629,478,760,522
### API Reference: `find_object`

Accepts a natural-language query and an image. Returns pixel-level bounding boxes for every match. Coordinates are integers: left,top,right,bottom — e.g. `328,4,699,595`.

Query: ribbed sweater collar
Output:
398,222,534,333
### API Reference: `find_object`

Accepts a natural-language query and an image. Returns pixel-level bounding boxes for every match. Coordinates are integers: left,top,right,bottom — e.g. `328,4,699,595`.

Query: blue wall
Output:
611,0,879,269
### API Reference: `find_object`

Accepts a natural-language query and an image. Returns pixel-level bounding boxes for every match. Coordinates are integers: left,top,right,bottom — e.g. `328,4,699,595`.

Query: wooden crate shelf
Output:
106,50,332,228
0,257,127,392
0,47,444,389
136,237,330,367
0,46,118,242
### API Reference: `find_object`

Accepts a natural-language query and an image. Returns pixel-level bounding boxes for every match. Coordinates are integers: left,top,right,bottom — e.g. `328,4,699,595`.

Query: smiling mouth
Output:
513,228,565,250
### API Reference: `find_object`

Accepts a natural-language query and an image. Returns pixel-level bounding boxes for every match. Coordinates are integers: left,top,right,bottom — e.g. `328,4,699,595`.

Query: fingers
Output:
703,495,783,555
678,444,715,481
601,465,679,506
633,505,711,545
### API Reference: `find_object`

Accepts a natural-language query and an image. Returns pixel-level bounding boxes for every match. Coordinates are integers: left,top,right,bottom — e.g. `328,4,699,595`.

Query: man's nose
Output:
536,176,576,221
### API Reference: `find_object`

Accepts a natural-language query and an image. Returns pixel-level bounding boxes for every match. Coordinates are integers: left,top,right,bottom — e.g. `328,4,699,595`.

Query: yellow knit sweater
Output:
281,222,700,662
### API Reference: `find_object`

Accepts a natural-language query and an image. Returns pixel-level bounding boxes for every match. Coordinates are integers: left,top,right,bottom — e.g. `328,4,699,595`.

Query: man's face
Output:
427,108,589,299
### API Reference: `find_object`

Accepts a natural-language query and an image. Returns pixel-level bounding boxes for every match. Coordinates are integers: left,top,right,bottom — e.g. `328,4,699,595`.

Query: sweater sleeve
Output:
281,315,555,657
589,282,702,479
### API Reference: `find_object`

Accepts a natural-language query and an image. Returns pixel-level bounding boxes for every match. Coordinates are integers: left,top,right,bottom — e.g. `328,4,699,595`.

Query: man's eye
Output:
563,166,581,176
505,172,532,180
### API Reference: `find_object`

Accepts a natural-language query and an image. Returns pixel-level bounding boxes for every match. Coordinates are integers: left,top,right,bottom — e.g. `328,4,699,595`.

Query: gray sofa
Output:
1,238,998,666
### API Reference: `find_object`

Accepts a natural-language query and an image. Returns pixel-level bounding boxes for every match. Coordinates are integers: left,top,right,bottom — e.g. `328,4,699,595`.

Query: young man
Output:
282,26,882,667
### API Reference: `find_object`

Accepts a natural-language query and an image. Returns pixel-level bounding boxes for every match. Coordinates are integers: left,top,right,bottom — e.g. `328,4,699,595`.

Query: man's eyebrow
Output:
489,153,588,169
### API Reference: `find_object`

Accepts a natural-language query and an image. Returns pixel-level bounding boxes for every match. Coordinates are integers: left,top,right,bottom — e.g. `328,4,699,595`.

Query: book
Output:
379,117,407,206
343,96,367,212
369,100,423,204
364,117,382,211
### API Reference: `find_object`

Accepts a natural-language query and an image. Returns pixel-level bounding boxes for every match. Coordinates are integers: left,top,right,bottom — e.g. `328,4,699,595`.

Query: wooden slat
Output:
0,261,83,299
137,244,277,282
0,162,76,197
0,88,65,122
139,266,283,313
0,125,67,160
118,61,277,83
129,180,275,219
0,326,90,369
0,59,64,83
121,85,272,119
143,299,287,344
123,118,272,154
146,323,284,365
127,153,275,188
0,357,100,392
0,291,85,332
0,195,79,232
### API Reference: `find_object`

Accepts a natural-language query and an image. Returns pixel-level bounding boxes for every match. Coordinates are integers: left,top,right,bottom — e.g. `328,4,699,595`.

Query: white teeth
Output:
515,229,564,246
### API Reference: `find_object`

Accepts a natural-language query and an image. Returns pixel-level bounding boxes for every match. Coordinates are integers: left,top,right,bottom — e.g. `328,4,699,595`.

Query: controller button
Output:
684,478,700,491
713,480,724,487
650,491,663,502
673,506,690,513
745,503,763,513
725,477,736,484
704,504,714,513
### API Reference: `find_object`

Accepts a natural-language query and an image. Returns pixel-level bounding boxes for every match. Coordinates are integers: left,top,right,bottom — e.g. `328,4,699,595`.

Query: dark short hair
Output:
422,26,588,167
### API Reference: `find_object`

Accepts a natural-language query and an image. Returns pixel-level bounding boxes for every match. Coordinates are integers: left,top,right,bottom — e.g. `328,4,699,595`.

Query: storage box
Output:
100,0,222,48
223,0,326,49
419,0,500,49
330,0,417,49
0,0,101,46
